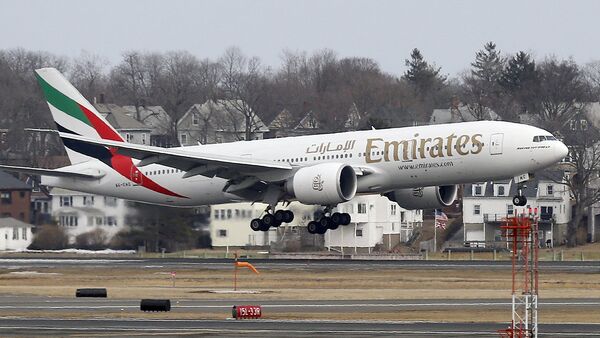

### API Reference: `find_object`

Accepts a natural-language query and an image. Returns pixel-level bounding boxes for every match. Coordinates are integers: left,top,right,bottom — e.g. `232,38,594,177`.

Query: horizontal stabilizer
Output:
0,164,105,179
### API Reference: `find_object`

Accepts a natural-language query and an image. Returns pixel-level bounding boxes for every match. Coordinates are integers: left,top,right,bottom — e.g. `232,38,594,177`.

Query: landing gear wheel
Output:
512,195,527,207
283,210,294,223
250,218,263,232
318,217,332,229
329,222,340,230
520,196,527,206
262,214,276,227
340,213,351,225
307,221,318,234
331,212,342,225
316,223,328,234
274,210,286,222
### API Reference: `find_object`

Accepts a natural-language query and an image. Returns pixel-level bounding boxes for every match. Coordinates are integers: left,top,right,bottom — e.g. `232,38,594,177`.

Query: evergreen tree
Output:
499,51,540,116
403,48,446,95
471,42,503,83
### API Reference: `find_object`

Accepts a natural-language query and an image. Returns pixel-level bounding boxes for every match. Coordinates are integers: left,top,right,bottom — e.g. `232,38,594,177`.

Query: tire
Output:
283,210,294,223
520,196,528,206
341,213,351,225
319,217,332,229
250,219,263,231
307,221,318,234
316,223,328,234
331,212,342,225
329,222,340,230
262,214,276,227
274,210,286,222
271,219,282,228
512,196,521,206
259,222,270,232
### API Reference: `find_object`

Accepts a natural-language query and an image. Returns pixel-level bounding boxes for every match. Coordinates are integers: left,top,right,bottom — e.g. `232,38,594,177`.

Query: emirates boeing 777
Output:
0,68,568,234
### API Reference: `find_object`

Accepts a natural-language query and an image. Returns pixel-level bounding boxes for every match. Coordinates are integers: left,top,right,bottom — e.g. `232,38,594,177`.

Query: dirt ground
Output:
1,263,600,323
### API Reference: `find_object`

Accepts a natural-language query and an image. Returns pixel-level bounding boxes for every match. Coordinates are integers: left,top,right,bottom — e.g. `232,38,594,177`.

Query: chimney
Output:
99,93,105,104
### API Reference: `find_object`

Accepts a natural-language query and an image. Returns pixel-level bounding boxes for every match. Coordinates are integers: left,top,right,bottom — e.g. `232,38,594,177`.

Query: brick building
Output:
0,171,32,223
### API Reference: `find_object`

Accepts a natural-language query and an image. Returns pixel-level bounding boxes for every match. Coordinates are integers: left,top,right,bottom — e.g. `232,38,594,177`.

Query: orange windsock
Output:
235,261,260,275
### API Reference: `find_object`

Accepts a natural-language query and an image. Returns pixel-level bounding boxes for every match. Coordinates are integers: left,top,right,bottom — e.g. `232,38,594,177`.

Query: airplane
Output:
0,68,569,235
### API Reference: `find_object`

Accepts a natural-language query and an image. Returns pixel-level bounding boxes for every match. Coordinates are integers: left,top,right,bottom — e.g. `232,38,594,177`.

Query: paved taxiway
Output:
0,318,599,337
0,257,599,272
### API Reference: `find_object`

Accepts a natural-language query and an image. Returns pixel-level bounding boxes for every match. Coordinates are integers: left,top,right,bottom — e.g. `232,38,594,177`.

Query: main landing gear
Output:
250,209,294,232
307,209,351,235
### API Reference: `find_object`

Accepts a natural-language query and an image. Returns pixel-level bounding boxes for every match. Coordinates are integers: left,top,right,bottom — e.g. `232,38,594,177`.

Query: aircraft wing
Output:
58,132,292,180
0,164,105,179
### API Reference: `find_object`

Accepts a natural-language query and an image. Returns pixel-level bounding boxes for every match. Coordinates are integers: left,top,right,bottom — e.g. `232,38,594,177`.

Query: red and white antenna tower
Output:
498,208,539,338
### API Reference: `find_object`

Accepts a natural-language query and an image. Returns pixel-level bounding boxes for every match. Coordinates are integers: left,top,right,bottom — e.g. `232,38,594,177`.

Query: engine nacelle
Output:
385,185,458,210
286,163,357,205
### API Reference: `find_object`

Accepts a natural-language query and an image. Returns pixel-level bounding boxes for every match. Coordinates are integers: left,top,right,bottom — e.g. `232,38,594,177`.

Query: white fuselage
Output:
42,121,567,207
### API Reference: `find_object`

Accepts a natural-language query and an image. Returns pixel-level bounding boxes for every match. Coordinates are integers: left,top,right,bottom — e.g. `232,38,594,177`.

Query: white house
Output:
462,170,571,247
209,202,318,248
50,188,134,242
0,217,33,251
325,195,423,253
178,100,269,146
93,103,152,145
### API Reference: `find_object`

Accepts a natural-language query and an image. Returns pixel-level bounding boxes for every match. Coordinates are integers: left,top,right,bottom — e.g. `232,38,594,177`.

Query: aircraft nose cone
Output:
556,141,569,161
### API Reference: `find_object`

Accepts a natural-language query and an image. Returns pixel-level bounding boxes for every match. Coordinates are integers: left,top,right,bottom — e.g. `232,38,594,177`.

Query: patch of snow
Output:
16,249,136,254
8,271,61,276
209,290,262,294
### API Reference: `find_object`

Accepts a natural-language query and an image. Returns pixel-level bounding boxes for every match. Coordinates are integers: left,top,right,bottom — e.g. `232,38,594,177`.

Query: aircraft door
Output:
490,133,504,155
130,166,143,185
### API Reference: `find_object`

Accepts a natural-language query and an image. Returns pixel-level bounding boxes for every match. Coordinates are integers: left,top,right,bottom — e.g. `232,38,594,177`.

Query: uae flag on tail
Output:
434,209,448,230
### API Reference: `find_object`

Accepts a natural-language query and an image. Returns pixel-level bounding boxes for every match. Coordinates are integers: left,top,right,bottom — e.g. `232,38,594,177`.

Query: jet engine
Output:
285,163,357,205
384,185,458,210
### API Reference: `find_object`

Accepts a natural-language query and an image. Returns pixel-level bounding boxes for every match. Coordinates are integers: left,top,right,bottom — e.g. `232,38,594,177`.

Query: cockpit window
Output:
533,135,557,142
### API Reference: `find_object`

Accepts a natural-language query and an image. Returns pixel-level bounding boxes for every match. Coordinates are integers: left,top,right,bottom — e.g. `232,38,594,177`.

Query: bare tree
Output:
69,50,109,101
156,51,204,144
536,57,589,131
552,127,600,246
219,47,268,141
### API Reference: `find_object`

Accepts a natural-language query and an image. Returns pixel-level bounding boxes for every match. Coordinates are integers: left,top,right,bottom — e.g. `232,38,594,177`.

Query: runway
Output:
0,257,599,272
0,317,599,337
0,295,599,336
1,296,600,313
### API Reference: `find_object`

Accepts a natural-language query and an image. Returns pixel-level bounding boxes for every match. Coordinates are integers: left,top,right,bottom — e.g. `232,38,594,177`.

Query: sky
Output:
1,0,599,78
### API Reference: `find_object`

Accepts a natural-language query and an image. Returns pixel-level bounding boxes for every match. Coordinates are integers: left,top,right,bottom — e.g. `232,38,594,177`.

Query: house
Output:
209,202,318,248
122,105,174,147
93,103,152,145
0,217,33,251
0,171,32,223
462,171,571,248
178,100,269,145
265,110,325,138
50,188,133,243
325,195,423,253
430,104,499,124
